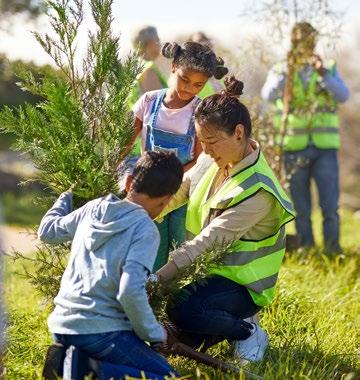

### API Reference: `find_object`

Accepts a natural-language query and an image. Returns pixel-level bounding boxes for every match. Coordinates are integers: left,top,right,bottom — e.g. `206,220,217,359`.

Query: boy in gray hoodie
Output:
38,151,183,379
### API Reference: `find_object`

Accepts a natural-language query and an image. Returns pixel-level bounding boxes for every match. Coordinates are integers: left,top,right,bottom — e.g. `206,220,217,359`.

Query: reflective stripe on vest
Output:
274,62,340,151
186,151,295,306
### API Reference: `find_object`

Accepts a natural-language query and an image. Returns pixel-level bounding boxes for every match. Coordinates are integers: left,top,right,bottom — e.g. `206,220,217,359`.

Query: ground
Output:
2,209,360,379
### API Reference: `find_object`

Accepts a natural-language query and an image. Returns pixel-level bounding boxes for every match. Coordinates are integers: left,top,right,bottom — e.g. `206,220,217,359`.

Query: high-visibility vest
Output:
198,78,225,99
186,151,295,306
274,62,339,151
129,61,168,155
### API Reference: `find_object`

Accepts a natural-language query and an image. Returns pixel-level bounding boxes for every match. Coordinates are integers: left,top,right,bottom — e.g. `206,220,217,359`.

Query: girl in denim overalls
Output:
127,41,228,270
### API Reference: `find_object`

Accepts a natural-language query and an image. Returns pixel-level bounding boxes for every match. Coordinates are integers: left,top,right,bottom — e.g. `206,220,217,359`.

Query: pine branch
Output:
0,0,142,301
147,240,233,319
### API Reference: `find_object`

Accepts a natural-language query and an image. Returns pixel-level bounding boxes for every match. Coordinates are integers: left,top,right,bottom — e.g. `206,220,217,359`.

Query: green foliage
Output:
0,191,46,226
4,211,360,379
11,244,68,303
0,0,142,301
0,0,141,201
0,54,57,111
147,241,231,319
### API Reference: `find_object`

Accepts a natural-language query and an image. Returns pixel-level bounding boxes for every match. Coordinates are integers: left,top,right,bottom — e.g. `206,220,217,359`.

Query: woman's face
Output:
172,64,209,101
195,122,244,169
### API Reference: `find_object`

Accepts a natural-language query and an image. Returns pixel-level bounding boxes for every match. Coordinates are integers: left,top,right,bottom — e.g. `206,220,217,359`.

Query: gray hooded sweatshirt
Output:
38,192,165,342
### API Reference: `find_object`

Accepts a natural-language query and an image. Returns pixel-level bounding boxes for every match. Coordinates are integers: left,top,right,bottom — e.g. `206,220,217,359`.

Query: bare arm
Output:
183,135,203,172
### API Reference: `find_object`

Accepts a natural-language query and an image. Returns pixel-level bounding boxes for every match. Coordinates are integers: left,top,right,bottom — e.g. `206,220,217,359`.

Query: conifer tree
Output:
0,0,142,299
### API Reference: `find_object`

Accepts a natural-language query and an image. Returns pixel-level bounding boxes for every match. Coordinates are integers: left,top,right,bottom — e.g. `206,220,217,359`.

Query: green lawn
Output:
3,209,360,379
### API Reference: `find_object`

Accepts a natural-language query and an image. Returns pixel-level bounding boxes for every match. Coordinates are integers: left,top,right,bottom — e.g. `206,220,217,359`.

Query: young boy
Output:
38,151,183,379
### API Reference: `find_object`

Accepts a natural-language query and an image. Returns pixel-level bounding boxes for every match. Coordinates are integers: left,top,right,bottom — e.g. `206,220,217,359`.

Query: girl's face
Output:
172,64,209,101
195,122,245,169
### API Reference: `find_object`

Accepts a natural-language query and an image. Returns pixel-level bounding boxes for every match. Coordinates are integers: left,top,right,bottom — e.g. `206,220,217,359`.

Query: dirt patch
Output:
0,226,40,254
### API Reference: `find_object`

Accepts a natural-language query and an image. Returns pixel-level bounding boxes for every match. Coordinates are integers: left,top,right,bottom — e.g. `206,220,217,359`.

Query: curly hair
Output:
131,151,183,197
162,41,228,80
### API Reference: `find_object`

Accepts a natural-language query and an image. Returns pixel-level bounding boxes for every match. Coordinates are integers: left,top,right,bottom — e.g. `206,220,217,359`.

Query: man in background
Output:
261,22,349,253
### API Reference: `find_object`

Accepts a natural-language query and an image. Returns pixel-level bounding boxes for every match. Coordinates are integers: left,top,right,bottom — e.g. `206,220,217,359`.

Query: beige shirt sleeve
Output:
169,190,278,270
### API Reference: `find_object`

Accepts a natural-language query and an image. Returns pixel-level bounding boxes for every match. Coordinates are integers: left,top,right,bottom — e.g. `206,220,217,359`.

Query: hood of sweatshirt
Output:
84,194,148,251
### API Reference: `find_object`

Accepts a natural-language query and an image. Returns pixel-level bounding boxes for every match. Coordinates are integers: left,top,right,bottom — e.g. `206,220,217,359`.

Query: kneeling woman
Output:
156,77,295,362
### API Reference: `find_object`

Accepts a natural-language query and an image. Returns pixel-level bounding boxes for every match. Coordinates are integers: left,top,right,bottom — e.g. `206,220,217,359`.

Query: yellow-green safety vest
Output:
129,61,168,155
198,78,225,99
186,151,295,306
274,62,339,151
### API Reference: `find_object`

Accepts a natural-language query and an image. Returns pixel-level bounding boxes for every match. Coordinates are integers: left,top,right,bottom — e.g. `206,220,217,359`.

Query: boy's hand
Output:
67,180,83,193
151,323,178,355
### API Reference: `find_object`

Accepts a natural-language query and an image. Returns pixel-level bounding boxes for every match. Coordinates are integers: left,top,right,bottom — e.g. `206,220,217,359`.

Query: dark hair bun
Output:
214,66,228,79
223,76,244,97
213,56,228,79
162,42,182,59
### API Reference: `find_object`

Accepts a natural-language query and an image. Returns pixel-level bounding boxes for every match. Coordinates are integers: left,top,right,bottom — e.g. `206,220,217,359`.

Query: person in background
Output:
261,22,349,253
127,26,169,157
188,31,224,99
129,25,168,108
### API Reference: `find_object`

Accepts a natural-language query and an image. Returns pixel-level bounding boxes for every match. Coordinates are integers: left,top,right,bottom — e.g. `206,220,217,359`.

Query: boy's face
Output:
125,176,173,219
140,194,173,219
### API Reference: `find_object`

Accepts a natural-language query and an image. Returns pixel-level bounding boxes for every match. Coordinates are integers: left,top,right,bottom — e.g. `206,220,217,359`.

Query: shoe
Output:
63,345,100,380
42,343,66,380
233,323,269,362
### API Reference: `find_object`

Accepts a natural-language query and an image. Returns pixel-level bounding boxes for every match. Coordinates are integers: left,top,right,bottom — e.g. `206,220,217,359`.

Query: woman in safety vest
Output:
155,76,295,362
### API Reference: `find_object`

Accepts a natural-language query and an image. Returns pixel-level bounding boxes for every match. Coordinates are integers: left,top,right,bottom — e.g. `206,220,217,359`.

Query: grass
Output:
0,192,47,227
3,209,360,379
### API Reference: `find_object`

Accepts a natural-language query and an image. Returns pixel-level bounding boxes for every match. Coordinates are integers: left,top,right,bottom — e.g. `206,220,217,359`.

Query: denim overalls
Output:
119,89,199,270
145,89,196,164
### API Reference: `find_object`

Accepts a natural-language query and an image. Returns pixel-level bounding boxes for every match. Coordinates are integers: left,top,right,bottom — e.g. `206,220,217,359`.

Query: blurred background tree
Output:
0,0,45,18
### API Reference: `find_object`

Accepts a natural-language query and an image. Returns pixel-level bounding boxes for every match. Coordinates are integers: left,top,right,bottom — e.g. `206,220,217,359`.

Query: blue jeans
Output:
54,330,177,379
284,146,341,252
167,276,261,348
153,205,187,271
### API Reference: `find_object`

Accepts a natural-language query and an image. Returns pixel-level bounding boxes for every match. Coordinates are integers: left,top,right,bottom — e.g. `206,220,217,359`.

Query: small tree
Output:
0,0,142,299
